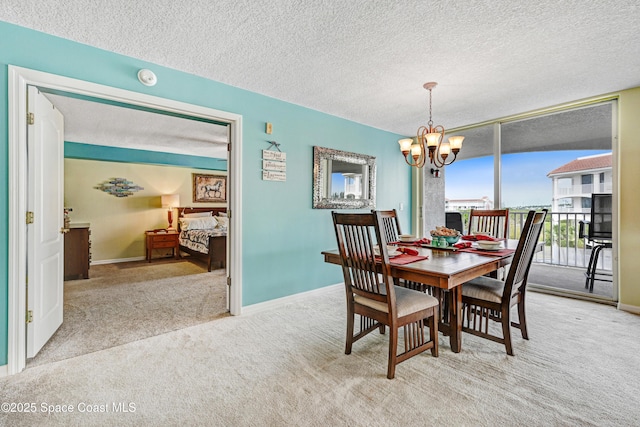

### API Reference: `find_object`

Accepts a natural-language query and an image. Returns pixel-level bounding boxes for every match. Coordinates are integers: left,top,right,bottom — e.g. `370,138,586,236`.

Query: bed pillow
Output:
216,216,229,229
179,216,218,230
183,211,212,218
217,212,228,217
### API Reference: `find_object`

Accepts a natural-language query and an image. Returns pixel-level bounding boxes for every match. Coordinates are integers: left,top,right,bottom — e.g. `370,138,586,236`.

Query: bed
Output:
177,207,227,271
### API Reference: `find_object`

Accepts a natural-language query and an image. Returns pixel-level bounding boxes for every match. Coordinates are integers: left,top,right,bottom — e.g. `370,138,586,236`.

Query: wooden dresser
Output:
64,223,91,280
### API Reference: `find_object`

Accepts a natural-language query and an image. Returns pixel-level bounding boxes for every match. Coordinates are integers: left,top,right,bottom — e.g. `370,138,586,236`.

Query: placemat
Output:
389,254,429,265
458,247,515,257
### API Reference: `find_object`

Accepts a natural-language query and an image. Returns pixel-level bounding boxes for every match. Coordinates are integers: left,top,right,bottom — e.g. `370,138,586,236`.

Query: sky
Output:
445,150,611,207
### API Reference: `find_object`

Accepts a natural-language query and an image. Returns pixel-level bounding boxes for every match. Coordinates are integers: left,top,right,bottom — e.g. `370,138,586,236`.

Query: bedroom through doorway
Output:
22,83,233,368
9,71,239,372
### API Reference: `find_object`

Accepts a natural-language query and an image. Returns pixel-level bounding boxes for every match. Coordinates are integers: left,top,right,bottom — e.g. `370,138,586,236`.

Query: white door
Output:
26,86,65,358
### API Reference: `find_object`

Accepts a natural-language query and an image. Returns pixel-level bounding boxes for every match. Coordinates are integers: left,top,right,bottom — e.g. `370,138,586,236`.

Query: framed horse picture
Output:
192,173,227,203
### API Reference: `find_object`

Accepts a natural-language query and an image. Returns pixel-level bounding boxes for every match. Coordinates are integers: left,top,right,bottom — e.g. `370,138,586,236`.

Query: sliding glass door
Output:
444,101,616,301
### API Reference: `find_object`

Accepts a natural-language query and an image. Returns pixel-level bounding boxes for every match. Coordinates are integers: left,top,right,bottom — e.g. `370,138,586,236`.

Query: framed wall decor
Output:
95,177,144,197
312,146,376,209
193,173,227,203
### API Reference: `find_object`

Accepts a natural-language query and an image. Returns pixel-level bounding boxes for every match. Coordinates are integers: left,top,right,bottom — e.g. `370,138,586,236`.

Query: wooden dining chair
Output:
376,209,402,243
461,209,547,355
332,211,439,379
375,209,433,294
468,208,510,238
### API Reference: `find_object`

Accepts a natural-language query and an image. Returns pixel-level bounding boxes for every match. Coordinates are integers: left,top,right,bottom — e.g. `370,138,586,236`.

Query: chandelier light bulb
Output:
398,138,413,154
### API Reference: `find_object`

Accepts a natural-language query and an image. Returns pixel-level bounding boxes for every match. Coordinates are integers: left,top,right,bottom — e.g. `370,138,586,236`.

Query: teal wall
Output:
65,142,227,170
0,21,412,367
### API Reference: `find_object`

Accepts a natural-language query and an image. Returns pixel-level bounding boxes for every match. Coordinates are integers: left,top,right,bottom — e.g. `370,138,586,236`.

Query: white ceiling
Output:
45,93,230,158
2,1,639,154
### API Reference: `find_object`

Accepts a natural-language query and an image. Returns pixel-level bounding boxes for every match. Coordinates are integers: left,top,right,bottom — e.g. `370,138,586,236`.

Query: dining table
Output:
321,239,523,353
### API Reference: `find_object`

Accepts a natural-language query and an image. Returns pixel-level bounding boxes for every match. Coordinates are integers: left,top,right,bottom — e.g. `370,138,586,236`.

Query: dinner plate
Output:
476,241,502,248
474,246,502,252
374,246,402,257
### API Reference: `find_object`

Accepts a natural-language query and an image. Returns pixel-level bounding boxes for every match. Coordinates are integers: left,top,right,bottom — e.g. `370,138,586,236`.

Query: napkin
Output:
461,234,499,241
397,247,419,256
476,234,499,241
453,242,472,249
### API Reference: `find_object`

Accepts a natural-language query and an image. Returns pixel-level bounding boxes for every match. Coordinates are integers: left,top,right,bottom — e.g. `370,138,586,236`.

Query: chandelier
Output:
398,82,464,169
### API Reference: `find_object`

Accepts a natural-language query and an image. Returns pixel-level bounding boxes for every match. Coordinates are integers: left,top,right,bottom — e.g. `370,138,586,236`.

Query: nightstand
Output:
146,230,180,262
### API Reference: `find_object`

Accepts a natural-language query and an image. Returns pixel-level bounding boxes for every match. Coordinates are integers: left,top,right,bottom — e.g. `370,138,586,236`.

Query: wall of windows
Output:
441,101,615,300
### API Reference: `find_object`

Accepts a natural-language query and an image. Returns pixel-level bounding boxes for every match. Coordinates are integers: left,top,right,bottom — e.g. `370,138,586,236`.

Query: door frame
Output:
7,65,244,375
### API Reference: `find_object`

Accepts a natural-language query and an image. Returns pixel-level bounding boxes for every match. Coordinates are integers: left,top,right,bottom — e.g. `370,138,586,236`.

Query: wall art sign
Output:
262,149,286,181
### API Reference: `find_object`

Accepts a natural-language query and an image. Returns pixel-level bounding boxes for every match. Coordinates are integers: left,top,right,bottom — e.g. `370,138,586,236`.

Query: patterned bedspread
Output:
179,228,226,254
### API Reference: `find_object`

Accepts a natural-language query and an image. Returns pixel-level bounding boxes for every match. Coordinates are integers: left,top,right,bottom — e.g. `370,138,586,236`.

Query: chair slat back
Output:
503,209,548,300
445,211,465,234
469,209,509,238
333,212,393,305
590,193,612,240
377,209,402,243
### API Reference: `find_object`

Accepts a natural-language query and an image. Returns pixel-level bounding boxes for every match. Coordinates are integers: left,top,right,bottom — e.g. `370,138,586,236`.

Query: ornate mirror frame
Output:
312,146,376,209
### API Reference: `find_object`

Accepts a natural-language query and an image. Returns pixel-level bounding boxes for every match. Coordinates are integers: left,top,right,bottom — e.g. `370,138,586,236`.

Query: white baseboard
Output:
241,283,640,317
242,283,342,316
0,364,7,378
90,256,146,266
618,302,640,315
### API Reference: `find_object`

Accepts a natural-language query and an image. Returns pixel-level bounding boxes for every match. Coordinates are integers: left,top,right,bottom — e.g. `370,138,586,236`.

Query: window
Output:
439,101,615,299
445,124,495,211
581,174,593,194
559,198,573,208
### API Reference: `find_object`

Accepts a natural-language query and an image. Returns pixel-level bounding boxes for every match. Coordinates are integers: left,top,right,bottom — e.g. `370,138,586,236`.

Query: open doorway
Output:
27,91,232,367
7,66,243,375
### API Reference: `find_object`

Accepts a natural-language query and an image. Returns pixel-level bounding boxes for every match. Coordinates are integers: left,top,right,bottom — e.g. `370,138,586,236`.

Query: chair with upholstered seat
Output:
578,193,612,293
376,209,433,294
461,209,547,355
468,208,510,238
376,209,402,243
332,211,439,379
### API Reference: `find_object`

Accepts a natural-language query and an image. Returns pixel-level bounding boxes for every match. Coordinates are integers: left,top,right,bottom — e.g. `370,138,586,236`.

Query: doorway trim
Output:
7,65,243,375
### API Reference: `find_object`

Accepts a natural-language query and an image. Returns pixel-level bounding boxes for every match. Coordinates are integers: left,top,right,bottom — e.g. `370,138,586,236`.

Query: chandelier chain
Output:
428,87,433,127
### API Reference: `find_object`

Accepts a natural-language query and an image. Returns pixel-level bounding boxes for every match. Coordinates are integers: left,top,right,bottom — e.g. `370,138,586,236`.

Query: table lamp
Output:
161,194,180,230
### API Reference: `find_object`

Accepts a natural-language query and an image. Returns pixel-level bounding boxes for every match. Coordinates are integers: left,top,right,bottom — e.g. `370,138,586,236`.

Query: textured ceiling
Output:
2,1,639,153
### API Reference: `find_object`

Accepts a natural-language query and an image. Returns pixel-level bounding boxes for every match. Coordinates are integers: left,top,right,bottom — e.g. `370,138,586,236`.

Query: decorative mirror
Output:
313,146,376,209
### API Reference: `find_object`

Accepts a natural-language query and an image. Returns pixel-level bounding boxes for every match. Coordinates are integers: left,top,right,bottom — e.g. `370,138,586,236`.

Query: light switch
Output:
399,202,404,211
266,122,273,134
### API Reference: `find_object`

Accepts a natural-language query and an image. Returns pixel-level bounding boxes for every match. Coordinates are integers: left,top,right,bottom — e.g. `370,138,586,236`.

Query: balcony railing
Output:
555,182,613,196
509,211,612,271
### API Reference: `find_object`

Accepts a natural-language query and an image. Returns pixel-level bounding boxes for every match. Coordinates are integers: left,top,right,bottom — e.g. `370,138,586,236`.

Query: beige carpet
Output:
27,259,229,367
2,287,639,426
